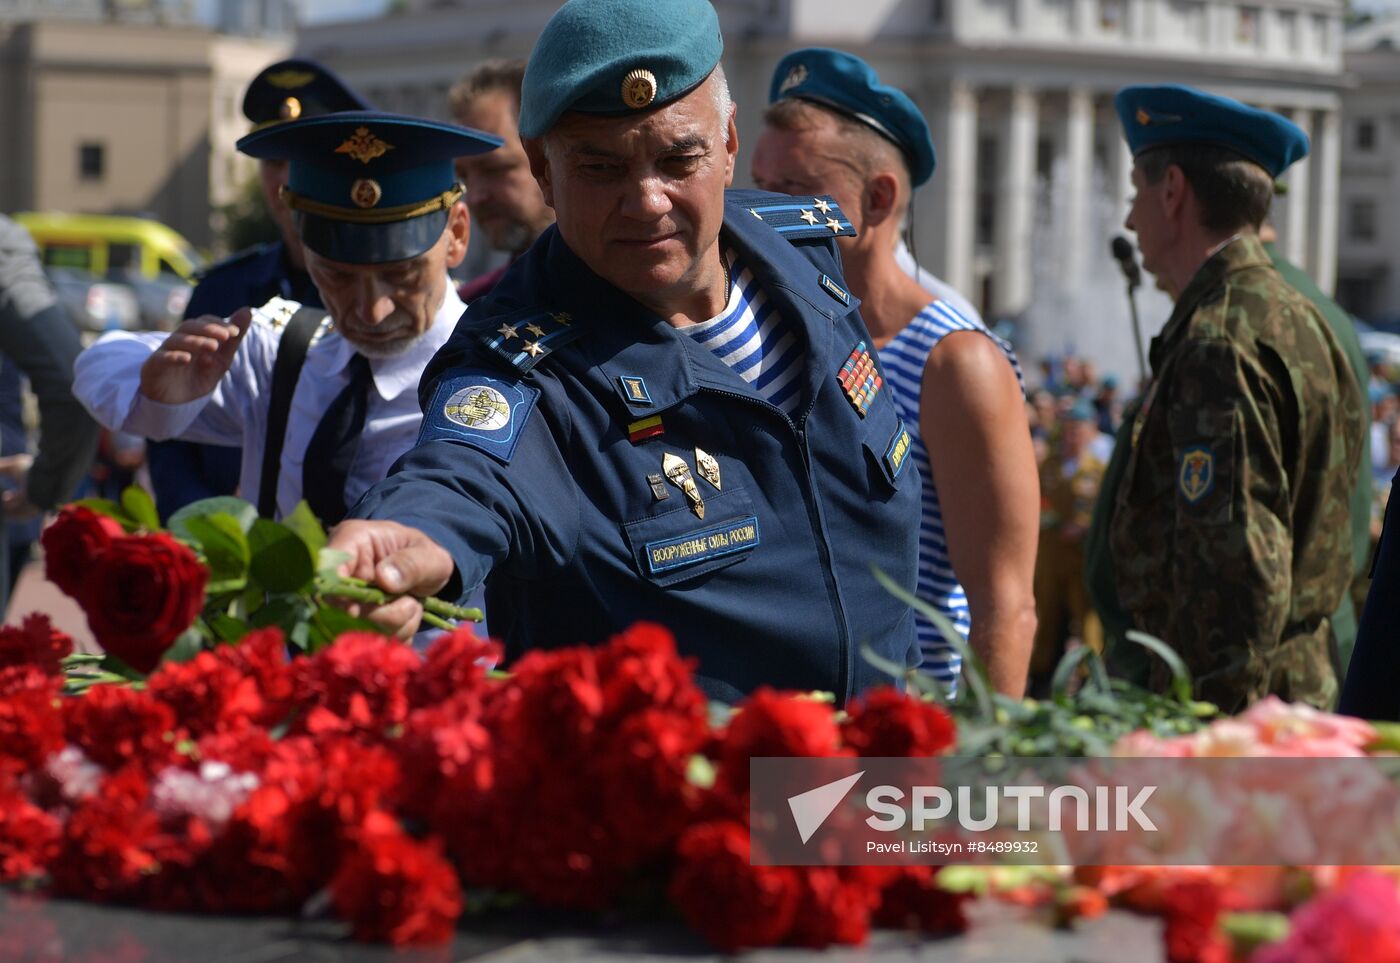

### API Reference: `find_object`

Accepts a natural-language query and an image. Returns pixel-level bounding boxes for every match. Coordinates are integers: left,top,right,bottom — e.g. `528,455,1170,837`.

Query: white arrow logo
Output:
787,771,864,844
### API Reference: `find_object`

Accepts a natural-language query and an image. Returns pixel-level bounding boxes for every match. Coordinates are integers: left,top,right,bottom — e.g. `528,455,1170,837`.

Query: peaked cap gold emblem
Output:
350,178,382,208
266,68,315,89
279,96,302,120
622,68,658,109
335,127,394,165
1136,107,1152,126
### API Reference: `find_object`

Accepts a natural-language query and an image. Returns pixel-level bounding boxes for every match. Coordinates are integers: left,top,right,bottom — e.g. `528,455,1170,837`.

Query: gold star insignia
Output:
800,209,818,225
551,311,572,325
826,217,843,234
523,340,545,358
497,323,519,340
525,322,546,338
749,208,763,220
813,197,832,214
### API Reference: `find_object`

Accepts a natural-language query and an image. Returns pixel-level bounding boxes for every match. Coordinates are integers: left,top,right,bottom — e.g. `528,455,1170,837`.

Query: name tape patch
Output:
645,514,760,574
885,421,912,480
419,368,539,464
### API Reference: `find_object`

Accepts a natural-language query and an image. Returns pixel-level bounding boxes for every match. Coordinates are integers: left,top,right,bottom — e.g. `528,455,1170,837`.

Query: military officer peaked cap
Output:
518,0,724,138
769,48,937,188
1115,84,1309,178
242,58,372,131
236,112,502,265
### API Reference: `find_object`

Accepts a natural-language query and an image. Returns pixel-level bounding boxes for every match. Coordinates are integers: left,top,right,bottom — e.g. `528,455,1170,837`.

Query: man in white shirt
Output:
74,112,501,521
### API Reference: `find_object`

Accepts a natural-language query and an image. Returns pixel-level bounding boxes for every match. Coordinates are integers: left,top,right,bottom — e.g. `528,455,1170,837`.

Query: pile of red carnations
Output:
0,608,968,949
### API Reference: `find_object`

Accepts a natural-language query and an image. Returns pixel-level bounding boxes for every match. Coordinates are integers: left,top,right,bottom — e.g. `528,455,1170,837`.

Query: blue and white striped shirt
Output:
681,250,806,417
877,301,1025,691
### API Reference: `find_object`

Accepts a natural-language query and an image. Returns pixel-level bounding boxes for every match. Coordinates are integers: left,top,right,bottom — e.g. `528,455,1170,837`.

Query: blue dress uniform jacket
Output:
149,240,323,520
352,189,922,704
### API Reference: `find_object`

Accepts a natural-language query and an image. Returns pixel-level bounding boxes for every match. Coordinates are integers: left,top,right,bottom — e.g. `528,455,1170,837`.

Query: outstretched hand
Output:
326,519,456,639
139,308,252,405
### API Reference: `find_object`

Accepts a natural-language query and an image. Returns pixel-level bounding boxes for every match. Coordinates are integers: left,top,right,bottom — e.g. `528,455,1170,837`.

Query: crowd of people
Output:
3,0,1398,721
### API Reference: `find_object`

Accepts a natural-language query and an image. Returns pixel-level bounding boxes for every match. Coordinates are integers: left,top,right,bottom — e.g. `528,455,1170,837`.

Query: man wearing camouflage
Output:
1110,85,1362,712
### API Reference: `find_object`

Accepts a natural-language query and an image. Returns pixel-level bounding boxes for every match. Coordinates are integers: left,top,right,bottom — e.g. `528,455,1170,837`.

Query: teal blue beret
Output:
1065,398,1096,422
242,58,371,130
1115,84,1309,178
769,47,936,188
236,112,501,264
519,0,723,138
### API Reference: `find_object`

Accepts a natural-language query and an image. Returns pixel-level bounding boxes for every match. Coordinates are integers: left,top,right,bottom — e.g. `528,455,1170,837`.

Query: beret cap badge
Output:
621,68,658,109
335,126,394,164
779,64,808,94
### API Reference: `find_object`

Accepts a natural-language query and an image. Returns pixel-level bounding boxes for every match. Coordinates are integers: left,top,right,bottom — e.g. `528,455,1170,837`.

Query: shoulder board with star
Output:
475,306,584,375
192,243,271,282
248,295,332,343
744,195,855,242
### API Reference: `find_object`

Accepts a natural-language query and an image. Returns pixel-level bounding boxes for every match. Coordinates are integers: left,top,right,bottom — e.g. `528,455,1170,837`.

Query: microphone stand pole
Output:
1125,279,1147,387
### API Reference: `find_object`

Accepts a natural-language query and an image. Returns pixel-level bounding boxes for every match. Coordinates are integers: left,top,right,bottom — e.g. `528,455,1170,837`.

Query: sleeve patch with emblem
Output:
418,368,539,463
1177,445,1215,503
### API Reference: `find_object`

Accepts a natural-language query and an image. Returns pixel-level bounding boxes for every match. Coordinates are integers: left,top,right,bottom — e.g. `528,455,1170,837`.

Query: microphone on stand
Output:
1111,235,1142,291
1110,236,1148,385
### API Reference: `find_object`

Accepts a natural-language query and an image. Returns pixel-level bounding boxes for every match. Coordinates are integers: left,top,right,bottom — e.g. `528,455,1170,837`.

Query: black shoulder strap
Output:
258,306,327,518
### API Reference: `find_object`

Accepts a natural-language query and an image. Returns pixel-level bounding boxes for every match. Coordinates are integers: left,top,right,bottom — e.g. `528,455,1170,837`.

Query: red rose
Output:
331,811,463,945
841,687,956,757
669,820,801,951
81,533,208,674
0,614,74,676
715,688,845,801
41,506,124,599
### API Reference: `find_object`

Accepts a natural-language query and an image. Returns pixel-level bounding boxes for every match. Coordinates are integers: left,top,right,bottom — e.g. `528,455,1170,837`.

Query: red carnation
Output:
0,614,74,676
81,532,208,674
1253,871,1400,963
290,632,421,735
215,627,295,719
50,766,162,901
63,682,178,772
1160,878,1231,963
331,812,463,945
41,506,124,599
785,866,878,948
0,665,64,774
407,628,501,707
0,775,61,882
873,864,971,934
841,687,956,757
147,651,264,737
669,820,801,951
715,688,844,801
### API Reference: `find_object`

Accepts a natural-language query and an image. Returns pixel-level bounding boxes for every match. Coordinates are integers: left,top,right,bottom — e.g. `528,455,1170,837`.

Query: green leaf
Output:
206,613,250,644
248,595,311,630
168,496,258,542
73,497,138,530
120,485,161,531
282,501,328,558
1125,630,1194,704
184,515,250,583
1050,644,1096,700
310,602,388,641
248,519,315,593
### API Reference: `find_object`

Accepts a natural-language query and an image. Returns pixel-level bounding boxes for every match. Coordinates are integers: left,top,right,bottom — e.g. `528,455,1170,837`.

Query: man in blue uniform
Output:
148,59,371,521
329,0,922,704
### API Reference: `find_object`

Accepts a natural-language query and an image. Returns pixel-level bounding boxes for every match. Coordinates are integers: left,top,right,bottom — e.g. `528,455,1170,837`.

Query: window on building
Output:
1099,0,1123,29
929,0,946,24
1236,7,1259,44
976,135,998,247
79,142,105,181
1336,275,1377,321
1036,137,1055,180
1357,119,1377,151
1279,10,1299,51
1349,199,1377,242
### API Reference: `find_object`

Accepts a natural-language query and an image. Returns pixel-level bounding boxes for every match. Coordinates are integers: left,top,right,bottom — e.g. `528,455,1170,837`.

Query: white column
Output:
1280,108,1312,269
1063,87,1094,287
1112,136,1134,230
994,85,1038,315
926,79,979,299
1309,107,1341,294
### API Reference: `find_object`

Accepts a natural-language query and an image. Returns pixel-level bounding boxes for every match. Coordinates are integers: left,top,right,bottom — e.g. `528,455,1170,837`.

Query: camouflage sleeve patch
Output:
418,368,540,464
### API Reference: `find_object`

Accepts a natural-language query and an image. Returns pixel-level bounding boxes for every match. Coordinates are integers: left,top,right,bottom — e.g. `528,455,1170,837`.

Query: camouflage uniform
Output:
1110,234,1362,713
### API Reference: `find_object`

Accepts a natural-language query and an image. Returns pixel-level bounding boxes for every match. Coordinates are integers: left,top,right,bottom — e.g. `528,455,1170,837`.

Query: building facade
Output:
1337,17,1400,326
298,0,1346,376
0,17,287,251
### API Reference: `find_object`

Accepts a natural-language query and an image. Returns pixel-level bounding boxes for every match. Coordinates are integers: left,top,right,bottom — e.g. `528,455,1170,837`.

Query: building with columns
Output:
1337,15,1400,325
299,0,1346,377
